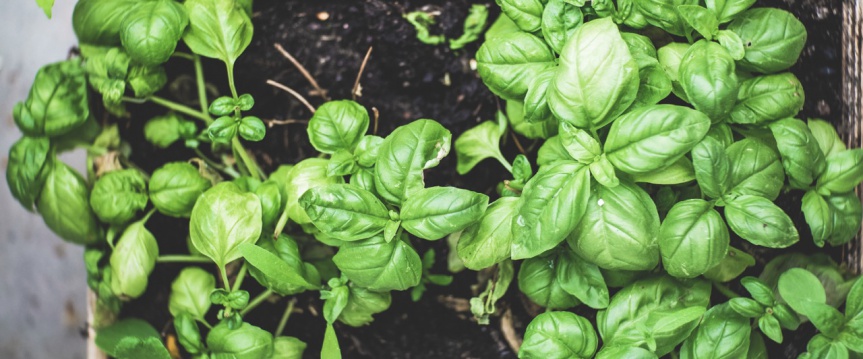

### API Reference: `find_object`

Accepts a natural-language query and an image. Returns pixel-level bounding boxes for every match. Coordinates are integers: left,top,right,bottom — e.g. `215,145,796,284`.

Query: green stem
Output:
226,62,239,99
273,210,289,239
194,54,209,115
713,281,741,299
495,154,513,174
231,263,248,292
219,265,231,291
148,96,212,124
156,255,212,264
196,318,213,330
194,148,241,179
275,299,296,337
232,137,263,181
240,289,275,316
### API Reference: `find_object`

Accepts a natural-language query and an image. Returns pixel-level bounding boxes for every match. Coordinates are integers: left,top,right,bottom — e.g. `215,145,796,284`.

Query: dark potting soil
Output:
110,0,847,358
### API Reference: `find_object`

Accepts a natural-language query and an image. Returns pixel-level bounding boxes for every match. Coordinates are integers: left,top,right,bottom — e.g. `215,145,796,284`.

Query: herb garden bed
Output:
8,0,863,358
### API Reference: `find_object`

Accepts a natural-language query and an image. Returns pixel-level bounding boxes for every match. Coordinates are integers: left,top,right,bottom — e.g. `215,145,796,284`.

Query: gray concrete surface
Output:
0,1,88,358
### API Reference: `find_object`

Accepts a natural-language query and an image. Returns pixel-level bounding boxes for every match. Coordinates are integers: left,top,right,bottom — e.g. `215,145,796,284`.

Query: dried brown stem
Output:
352,47,373,100
266,79,316,114
372,107,380,135
265,118,308,128
510,131,527,155
273,43,329,100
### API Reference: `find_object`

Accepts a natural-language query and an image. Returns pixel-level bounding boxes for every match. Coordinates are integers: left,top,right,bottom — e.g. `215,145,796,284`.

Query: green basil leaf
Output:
728,8,806,73
726,138,785,200
169,267,215,319
35,0,54,18
757,314,783,343
598,275,710,356
127,63,167,98
678,40,738,121
589,155,620,188
816,149,863,195
455,115,508,174
207,116,238,144
183,0,253,66
770,118,827,189
808,119,846,159
307,100,369,154
240,243,319,294
548,18,639,130
605,105,711,175
270,336,306,359
703,247,755,282
497,0,544,32
90,169,148,226
560,122,601,163
630,157,695,185
512,162,590,259
659,199,729,278
338,285,392,327
332,235,422,291
692,137,731,199
657,42,690,82
541,0,584,54
284,158,344,225
725,195,799,248
679,303,751,359
508,100,559,139
676,5,719,40
595,346,658,359
457,197,519,270
174,314,203,354
401,187,489,240
189,182,262,267
144,114,193,149
807,340,849,359
747,330,769,359
629,53,673,109
109,220,158,299
523,67,556,124
374,120,451,205
6,136,51,211
324,149,357,177
558,250,610,309
802,190,834,247
512,154,533,182
321,324,341,359
37,160,102,245
96,319,162,356
778,268,828,315
846,277,863,321
207,322,273,359
149,162,212,218
706,0,755,23
519,312,598,358
729,73,805,125
774,303,802,330
729,297,765,318
73,0,139,46
568,180,660,271
14,60,89,137
354,135,384,168
300,184,389,241
717,30,746,60
632,0,699,37
238,116,266,142
83,48,129,113
120,0,188,65
112,336,171,359
476,31,556,101
823,192,863,247
536,135,572,166
799,302,846,338
518,252,581,309
740,276,776,306
255,181,282,232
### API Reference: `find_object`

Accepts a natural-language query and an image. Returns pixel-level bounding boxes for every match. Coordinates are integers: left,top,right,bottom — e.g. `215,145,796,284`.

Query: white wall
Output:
0,1,87,358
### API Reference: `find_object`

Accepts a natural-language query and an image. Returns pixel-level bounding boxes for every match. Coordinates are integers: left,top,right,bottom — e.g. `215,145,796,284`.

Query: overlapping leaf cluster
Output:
456,0,863,357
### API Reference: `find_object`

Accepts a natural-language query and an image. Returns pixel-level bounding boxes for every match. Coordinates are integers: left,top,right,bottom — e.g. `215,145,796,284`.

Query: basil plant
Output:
458,0,863,358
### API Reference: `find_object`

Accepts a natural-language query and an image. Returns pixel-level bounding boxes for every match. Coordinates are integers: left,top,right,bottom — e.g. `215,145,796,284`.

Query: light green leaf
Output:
120,0,188,65
808,119,846,159
332,235,422,291
14,60,89,137
727,8,806,73
519,312,598,358
541,0,584,54
307,100,369,154
300,184,389,241
374,120,451,205
457,197,519,270
729,72,805,125
548,18,639,130
6,136,52,211
169,267,214,319
770,118,827,189
659,199,729,278
816,149,863,195
725,195,799,248
497,0,544,32
692,137,731,199
206,322,273,359
284,158,344,225
239,243,319,294
37,160,102,245
109,221,158,299
401,187,489,240
183,0,253,66
455,115,508,174
476,31,556,101
189,182,262,267
678,40,738,121
726,138,785,200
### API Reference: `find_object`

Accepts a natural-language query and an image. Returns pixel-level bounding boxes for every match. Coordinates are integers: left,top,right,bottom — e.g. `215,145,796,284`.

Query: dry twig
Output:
352,47,373,100
273,43,329,100
267,79,316,114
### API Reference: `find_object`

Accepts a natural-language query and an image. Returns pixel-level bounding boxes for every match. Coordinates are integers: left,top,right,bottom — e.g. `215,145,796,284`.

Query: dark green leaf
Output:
300,184,389,241
519,312,598,358
512,162,590,259
374,120,451,205
703,247,756,282
14,60,89,137
6,136,51,211
679,303,751,359
333,235,422,291
728,8,806,73
692,137,731,199
37,160,102,245
741,276,776,306
238,116,266,142
548,18,639,130
725,195,799,248
518,252,581,309
816,149,863,195
729,73,805,125
400,187,489,240
726,138,785,200
568,181,660,271
659,199,729,278
90,169,148,226
770,118,827,189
